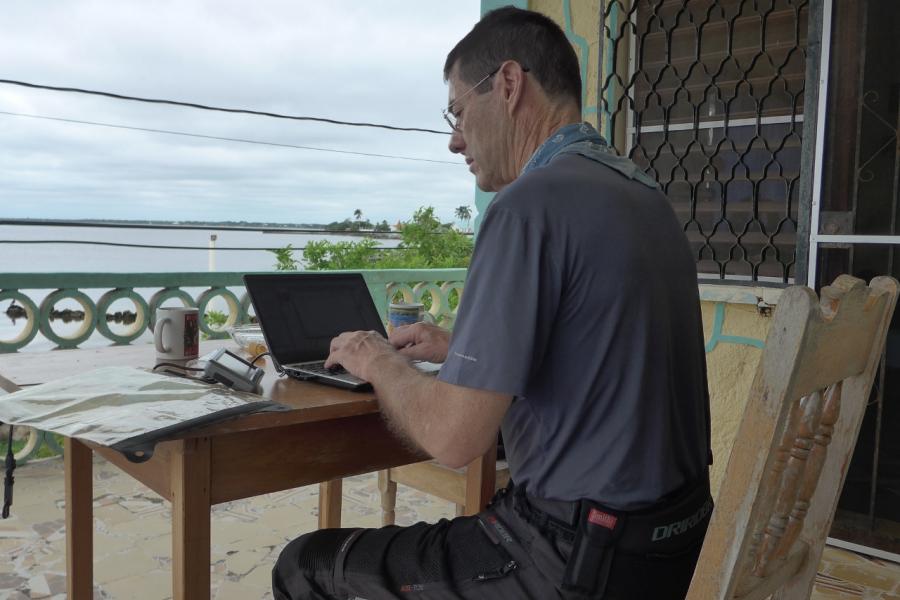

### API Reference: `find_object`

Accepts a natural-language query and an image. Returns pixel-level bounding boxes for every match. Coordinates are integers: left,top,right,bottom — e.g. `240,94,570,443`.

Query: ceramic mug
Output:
154,307,200,363
387,302,434,333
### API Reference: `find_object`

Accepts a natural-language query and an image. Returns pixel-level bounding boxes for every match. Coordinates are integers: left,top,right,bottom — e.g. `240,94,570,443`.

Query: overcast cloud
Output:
0,0,480,225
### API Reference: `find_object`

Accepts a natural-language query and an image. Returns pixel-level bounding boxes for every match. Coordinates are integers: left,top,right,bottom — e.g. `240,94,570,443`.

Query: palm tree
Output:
353,208,363,222
455,205,472,232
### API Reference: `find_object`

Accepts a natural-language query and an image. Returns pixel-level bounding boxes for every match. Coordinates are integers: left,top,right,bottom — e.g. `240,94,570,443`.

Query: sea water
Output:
0,224,401,352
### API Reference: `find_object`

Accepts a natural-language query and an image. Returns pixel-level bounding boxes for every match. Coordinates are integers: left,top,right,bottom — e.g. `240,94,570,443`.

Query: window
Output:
599,0,809,282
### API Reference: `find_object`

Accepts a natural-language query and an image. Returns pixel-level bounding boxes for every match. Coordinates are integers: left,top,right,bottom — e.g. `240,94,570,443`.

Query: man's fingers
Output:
396,344,420,358
324,345,343,368
324,330,395,377
326,332,351,368
388,324,418,348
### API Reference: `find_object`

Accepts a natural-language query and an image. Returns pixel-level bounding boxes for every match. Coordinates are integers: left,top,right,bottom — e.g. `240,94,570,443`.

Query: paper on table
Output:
0,366,285,460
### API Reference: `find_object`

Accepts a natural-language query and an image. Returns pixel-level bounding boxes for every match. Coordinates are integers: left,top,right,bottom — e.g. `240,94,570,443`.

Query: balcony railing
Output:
0,269,467,353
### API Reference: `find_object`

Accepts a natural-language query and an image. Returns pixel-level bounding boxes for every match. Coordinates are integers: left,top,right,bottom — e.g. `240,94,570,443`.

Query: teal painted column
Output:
473,188,494,237
562,0,594,119
473,0,529,238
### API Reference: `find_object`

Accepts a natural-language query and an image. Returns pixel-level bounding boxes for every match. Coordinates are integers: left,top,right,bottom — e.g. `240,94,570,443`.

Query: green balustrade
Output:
0,270,468,353
1,269,467,462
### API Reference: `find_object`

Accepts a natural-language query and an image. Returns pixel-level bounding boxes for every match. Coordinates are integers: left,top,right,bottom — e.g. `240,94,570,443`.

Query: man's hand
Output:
328,326,511,469
325,330,399,381
388,322,450,363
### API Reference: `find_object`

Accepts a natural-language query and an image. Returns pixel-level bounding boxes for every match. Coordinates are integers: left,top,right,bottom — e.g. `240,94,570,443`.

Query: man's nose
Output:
448,129,465,154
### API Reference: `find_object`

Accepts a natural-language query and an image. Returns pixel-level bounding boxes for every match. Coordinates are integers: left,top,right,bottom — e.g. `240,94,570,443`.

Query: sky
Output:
0,0,481,226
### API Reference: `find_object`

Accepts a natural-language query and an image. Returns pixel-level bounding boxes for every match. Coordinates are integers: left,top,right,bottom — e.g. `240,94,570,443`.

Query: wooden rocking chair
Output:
377,441,509,525
686,275,899,600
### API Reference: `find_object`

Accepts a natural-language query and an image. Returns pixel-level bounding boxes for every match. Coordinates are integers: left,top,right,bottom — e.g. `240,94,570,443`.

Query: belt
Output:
514,479,713,555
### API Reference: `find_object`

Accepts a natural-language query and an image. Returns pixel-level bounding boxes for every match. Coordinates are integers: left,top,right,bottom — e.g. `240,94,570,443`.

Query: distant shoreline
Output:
0,218,402,238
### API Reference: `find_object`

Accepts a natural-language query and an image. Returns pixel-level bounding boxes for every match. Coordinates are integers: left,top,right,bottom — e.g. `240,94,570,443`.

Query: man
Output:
273,7,712,599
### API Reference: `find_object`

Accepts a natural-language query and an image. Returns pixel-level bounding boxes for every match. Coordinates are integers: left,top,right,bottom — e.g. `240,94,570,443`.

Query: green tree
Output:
353,208,363,222
325,219,353,232
393,206,472,268
270,244,299,271
273,206,473,271
454,205,472,232
201,309,229,340
303,238,380,270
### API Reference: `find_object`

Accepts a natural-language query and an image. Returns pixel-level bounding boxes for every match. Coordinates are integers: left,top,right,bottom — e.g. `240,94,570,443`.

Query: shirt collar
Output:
521,122,659,189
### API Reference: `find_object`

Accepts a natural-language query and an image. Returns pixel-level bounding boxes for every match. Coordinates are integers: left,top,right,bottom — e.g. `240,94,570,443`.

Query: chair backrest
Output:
687,275,899,600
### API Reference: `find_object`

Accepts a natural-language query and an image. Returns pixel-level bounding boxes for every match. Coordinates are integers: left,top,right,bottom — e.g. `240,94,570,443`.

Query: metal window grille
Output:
810,0,900,546
599,0,809,283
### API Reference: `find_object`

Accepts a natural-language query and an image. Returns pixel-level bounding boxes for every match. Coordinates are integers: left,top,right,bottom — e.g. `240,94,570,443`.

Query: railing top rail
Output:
0,269,468,289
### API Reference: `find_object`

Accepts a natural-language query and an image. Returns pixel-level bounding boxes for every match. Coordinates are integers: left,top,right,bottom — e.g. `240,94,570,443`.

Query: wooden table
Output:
1,341,495,599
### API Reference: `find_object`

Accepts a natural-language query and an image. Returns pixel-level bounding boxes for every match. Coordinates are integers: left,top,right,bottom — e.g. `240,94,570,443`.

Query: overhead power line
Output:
0,78,450,135
0,111,462,165
0,219,475,236
0,239,406,251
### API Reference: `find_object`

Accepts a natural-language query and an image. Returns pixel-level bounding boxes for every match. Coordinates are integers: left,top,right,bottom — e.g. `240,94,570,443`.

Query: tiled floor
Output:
1,455,899,599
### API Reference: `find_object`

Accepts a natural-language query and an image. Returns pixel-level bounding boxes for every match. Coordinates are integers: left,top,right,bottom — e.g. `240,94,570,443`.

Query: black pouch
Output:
2,423,15,519
561,480,713,598
561,502,625,597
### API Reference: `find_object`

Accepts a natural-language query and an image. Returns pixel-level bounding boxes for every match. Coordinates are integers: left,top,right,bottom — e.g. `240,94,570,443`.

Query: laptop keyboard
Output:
299,361,348,376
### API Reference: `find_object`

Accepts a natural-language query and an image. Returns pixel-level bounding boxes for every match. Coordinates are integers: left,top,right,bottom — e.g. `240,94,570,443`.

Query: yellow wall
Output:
529,0,601,127
701,300,774,496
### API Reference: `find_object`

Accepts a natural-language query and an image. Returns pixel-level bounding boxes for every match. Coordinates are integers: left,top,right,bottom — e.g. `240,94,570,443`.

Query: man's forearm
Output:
367,352,443,459
365,352,510,468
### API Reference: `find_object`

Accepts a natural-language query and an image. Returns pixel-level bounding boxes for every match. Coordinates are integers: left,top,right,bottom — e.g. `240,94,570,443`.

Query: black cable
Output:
0,79,450,135
2,424,14,519
0,219,475,236
249,351,271,366
0,240,407,251
152,362,206,372
151,362,217,384
0,111,461,165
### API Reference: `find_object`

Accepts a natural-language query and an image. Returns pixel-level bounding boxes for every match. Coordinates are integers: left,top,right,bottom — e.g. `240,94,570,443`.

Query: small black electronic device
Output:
202,348,265,393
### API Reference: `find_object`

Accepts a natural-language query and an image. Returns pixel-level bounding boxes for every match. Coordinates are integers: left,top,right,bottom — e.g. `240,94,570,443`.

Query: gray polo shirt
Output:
438,153,710,509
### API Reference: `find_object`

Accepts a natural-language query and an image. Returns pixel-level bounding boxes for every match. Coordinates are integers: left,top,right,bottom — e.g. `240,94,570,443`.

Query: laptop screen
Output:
243,273,387,365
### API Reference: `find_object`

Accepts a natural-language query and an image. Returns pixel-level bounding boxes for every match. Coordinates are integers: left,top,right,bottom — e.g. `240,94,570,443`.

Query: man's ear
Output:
497,60,527,116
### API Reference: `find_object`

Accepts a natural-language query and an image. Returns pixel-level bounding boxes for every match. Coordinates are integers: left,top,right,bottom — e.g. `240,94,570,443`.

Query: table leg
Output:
377,470,397,526
318,479,343,529
65,438,93,599
171,437,211,600
464,442,497,516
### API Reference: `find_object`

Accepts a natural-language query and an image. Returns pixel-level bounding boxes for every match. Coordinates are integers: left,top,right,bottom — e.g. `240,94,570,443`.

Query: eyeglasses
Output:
442,65,530,132
442,66,500,132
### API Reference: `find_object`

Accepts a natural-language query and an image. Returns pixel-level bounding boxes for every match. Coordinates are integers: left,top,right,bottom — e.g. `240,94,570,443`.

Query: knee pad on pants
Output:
273,528,361,600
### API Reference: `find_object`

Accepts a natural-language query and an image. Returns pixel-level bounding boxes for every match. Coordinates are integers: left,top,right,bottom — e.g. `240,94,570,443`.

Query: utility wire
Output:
0,111,462,165
0,79,450,135
0,239,407,251
0,219,475,236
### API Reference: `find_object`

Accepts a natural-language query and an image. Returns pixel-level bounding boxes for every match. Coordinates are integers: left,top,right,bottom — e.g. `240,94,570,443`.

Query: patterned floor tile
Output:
3,455,899,599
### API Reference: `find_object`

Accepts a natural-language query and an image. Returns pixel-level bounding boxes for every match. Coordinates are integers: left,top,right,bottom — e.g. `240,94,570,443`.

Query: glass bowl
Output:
228,324,267,356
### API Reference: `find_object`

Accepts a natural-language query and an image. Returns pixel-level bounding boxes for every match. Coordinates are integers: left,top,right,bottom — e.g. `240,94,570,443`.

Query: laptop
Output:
243,272,439,390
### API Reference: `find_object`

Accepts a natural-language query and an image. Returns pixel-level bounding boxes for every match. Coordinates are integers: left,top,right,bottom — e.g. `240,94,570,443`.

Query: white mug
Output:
154,307,200,363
